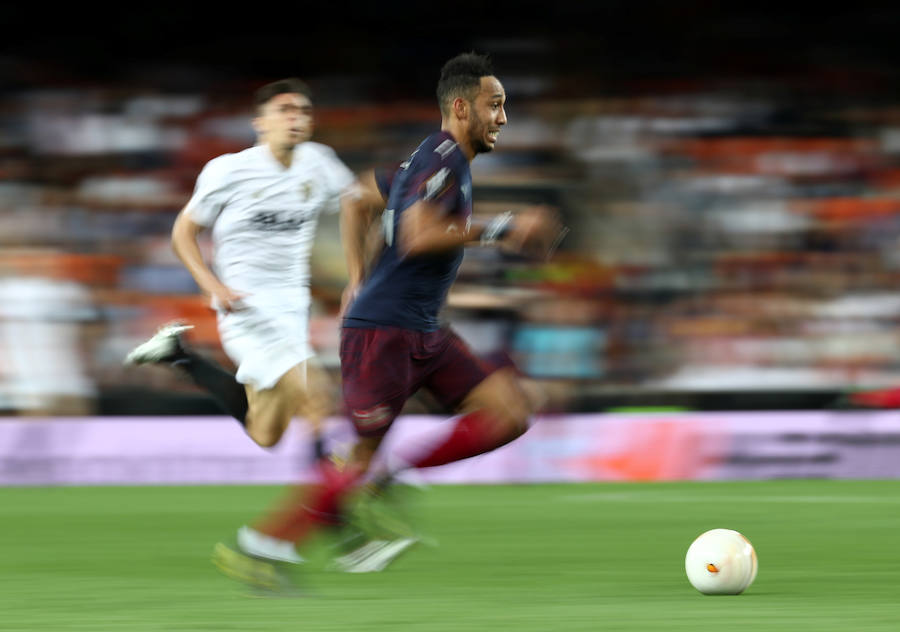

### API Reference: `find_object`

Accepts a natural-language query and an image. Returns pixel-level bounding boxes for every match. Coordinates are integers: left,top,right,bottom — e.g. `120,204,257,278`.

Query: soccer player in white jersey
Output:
126,78,382,589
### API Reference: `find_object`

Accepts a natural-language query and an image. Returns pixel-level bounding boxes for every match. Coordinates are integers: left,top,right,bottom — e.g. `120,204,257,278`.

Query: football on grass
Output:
685,528,758,595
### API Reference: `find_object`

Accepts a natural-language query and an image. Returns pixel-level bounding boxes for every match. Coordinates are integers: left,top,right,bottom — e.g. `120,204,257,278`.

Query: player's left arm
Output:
479,205,569,260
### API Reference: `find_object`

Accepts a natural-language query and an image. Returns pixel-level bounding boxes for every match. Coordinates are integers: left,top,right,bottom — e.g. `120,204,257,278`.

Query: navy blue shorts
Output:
340,326,513,437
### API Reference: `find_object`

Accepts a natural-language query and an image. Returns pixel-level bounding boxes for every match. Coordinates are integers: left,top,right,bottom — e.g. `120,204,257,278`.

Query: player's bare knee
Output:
473,401,527,441
519,378,547,415
247,426,282,448
502,407,530,436
245,413,287,447
469,370,531,431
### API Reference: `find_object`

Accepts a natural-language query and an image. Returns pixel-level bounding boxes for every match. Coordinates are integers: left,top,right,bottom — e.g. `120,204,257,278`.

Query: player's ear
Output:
452,96,469,121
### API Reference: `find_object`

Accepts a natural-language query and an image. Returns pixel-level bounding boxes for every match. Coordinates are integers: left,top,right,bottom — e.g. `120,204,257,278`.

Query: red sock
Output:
255,461,362,543
851,387,900,408
409,410,526,469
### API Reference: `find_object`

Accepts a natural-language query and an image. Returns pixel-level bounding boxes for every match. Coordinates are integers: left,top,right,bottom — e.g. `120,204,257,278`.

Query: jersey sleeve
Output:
405,141,464,216
184,156,232,227
374,162,401,200
311,143,356,215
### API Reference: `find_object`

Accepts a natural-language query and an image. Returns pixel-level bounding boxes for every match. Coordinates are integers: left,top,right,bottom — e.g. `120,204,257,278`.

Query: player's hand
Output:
205,282,247,313
502,206,568,260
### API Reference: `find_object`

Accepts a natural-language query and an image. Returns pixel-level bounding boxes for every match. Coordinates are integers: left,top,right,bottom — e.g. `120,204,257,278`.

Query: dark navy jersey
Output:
373,162,399,201
345,131,472,332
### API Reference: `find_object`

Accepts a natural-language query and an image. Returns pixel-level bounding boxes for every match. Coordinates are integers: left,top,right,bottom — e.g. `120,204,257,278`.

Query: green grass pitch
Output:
2,480,900,631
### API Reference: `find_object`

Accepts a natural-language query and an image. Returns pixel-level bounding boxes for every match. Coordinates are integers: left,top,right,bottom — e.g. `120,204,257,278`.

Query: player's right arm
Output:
400,203,566,259
340,168,391,316
342,168,388,287
172,156,245,312
395,140,567,258
397,199,476,256
171,209,245,312
396,152,478,256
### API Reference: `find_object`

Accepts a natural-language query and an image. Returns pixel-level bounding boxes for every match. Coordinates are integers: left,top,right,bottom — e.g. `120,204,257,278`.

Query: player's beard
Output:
468,114,494,154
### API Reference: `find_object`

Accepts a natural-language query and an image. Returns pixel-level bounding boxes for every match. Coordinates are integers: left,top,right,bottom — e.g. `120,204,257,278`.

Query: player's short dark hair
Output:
436,52,495,117
253,78,312,114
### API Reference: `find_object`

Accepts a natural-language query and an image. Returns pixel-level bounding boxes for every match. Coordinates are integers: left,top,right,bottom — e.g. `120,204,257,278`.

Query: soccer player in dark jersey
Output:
294,52,564,571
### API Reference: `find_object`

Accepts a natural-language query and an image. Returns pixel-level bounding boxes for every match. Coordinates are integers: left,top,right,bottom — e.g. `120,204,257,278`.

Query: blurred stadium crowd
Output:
3,7,900,416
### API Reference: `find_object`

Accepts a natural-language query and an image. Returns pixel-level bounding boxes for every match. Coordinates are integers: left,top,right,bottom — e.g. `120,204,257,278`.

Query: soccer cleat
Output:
237,526,305,564
124,322,194,365
329,537,419,573
353,480,421,541
327,480,431,573
212,542,300,595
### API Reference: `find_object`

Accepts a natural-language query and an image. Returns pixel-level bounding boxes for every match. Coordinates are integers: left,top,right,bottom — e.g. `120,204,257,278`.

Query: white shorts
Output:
217,302,313,391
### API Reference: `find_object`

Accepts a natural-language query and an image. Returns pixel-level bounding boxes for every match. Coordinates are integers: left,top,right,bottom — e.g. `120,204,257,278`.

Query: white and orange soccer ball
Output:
685,528,758,595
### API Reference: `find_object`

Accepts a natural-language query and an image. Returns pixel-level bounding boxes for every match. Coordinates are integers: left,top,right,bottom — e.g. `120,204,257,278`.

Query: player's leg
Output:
216,302,327,448
241,363,312,447
321,327,424,571
338,326,415,483
328,429,426,573
238,359,376,562
211,541,301,595
339,341,539,572
199,361,319,588
224,360,340,570
396,330,541,470
403,372,530,469
332,332,538,573
125,322,249,425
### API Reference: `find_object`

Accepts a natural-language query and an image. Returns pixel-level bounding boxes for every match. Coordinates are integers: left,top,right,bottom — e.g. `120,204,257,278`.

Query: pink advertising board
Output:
1,411,899,486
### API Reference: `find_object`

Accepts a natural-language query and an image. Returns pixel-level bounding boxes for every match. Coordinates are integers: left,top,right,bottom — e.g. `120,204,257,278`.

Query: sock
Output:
255,461,363,544
408,410,527,470
172,352,248,425
851,387,900,408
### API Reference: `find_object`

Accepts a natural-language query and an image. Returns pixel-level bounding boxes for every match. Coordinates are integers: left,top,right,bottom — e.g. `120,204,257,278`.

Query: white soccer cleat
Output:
237,526,305,564
124,322,194,365
329,537,418,573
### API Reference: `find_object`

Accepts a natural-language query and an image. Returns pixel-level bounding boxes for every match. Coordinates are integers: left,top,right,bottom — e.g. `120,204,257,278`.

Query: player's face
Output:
255,92,313,147
467,76,507,154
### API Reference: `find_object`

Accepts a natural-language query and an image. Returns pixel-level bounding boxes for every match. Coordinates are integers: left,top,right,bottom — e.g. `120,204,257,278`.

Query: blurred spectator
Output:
5,50,900,414
0,251,98,415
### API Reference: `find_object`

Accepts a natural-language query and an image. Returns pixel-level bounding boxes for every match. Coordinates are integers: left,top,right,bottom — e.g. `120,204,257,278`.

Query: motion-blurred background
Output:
3,3,900,418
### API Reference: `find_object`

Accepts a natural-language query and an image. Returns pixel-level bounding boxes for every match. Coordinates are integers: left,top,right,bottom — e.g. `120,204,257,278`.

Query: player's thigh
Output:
245,365,308,443
292,360,337,423
217,303,312,396
460,348,540,419
422,329,511,417
340,327,412,438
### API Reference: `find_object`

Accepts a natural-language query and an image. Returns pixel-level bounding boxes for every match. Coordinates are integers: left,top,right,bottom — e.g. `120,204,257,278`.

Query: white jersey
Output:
186,142,354,309
184,141,354,389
